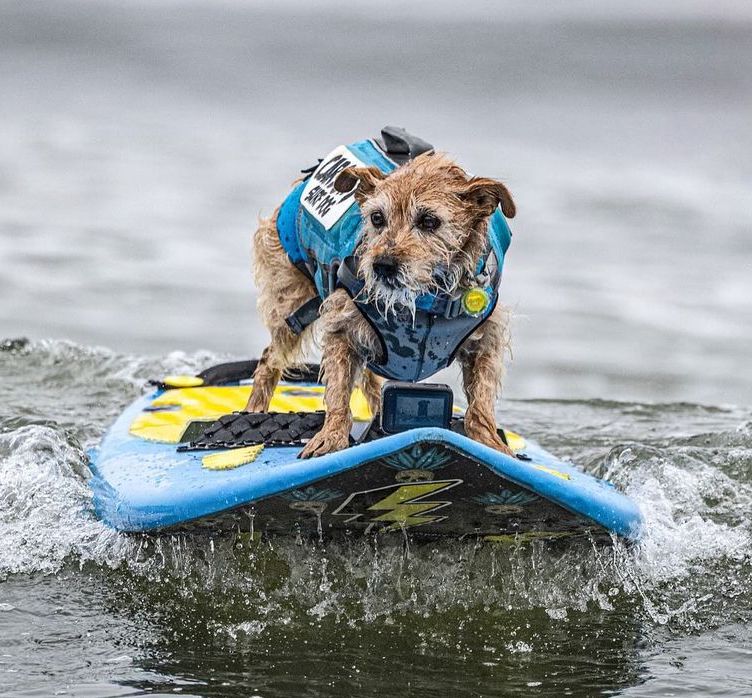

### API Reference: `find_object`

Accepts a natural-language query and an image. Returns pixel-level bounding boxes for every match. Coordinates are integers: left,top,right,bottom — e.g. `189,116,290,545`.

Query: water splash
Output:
0,424,126,578
1,339,751,638
0,339,229,578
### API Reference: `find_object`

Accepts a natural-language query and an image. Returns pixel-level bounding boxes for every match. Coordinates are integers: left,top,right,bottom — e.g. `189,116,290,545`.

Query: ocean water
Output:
1,1,751,696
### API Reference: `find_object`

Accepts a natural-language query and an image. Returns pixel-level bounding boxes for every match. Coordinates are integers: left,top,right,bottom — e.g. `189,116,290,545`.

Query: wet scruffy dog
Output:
245,129,516,459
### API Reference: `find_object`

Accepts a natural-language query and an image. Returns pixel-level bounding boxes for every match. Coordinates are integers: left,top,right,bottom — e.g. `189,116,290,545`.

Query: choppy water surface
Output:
2,341,751,696
2,1,752,696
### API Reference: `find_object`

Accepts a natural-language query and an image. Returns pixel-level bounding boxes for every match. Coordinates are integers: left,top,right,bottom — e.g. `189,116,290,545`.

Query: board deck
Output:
88,378,643,542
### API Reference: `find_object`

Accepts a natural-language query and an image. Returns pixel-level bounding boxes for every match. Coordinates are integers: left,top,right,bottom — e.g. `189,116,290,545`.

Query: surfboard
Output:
87,361,642,542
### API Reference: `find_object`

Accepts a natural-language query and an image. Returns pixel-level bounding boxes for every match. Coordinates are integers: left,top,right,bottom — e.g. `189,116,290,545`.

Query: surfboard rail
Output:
88,376,643,541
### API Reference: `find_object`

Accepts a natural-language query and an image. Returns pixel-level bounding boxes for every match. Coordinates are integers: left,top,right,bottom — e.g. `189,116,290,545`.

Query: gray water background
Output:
1,1,752,696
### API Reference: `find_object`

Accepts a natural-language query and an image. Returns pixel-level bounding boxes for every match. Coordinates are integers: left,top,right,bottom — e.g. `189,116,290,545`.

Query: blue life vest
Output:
276,127,512,382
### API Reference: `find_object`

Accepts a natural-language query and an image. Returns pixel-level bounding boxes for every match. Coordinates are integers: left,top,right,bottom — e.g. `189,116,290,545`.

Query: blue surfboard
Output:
88,362,642,542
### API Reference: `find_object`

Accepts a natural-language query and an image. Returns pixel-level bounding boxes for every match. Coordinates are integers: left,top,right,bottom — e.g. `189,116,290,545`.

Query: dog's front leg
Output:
245,326,301,413
244,210,316,414
298,290,375,459
299,329,362,459
457,307,515,457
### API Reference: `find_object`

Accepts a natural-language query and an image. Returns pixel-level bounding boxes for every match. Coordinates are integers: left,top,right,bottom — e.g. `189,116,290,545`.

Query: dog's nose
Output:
373,256,398,280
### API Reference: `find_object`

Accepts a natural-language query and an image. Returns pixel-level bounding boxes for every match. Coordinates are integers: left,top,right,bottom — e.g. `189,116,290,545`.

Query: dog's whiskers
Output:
360,269,421,323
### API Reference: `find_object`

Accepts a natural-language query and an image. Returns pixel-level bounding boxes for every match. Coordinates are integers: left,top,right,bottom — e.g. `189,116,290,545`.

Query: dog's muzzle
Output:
372,256,399,283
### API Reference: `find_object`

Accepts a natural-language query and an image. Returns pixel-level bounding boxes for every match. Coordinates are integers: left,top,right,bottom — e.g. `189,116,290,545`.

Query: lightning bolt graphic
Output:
368,482,454,527
332,480,462,529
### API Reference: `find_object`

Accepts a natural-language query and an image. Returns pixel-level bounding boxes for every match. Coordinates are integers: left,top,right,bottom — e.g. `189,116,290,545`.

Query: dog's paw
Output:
298,429,349,459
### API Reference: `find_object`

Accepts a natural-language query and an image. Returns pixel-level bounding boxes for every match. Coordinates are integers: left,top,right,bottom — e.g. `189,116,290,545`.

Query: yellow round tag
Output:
462,288,490,316
162,374,205,389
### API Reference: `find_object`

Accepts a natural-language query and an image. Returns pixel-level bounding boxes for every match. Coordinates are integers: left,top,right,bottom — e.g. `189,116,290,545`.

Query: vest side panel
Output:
276,181,308,265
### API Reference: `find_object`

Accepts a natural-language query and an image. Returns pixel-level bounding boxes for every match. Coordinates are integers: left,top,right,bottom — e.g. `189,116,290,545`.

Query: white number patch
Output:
300,145,368,230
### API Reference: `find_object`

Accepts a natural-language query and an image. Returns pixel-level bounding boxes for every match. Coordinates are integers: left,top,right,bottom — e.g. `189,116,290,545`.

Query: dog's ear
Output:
458,177,516,219
334,166,386,203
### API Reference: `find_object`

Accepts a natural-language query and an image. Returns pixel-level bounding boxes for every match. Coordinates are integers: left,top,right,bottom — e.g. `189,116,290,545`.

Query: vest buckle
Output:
443,297,464,319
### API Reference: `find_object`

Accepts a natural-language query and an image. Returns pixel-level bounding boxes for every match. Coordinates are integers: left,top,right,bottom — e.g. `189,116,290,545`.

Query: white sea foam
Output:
1,341,750,635
0,425,127,578
623,449,750,581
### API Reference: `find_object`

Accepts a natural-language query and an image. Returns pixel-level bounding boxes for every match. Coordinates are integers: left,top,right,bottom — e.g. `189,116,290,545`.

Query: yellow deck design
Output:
532,463,572,481
202,445,265,470
130,384,372,443
503,431,525,452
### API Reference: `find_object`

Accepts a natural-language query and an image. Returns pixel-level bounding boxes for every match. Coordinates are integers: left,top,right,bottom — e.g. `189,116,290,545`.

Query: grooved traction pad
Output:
179,411,328,450
178,411,509,451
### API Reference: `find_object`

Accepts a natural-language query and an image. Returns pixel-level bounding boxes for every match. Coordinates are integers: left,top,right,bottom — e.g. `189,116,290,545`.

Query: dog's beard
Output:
360,259,467,322
362,270,421,322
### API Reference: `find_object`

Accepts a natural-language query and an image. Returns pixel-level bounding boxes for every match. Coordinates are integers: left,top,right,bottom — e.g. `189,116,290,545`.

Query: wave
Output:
0,339,750,637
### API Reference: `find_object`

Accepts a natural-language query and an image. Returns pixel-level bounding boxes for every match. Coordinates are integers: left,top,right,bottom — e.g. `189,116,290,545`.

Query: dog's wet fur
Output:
245,152,516,458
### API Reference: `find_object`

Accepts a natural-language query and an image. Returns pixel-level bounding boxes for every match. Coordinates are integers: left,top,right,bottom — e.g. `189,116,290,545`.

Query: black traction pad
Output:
178,411,330,450
179,412,512,451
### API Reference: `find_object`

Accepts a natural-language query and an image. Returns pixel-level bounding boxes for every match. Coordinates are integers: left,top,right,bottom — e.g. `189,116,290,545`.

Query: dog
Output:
245,127,515,459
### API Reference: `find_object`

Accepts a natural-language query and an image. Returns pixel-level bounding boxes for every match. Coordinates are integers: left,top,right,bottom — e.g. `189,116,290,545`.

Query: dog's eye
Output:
416,213,441,232
370,211,386,227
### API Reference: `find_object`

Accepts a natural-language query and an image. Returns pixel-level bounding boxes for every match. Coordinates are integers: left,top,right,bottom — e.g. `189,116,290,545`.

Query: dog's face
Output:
334,153,515,317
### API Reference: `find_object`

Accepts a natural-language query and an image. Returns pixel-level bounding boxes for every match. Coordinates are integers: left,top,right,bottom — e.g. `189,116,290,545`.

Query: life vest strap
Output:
285,296,323,335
